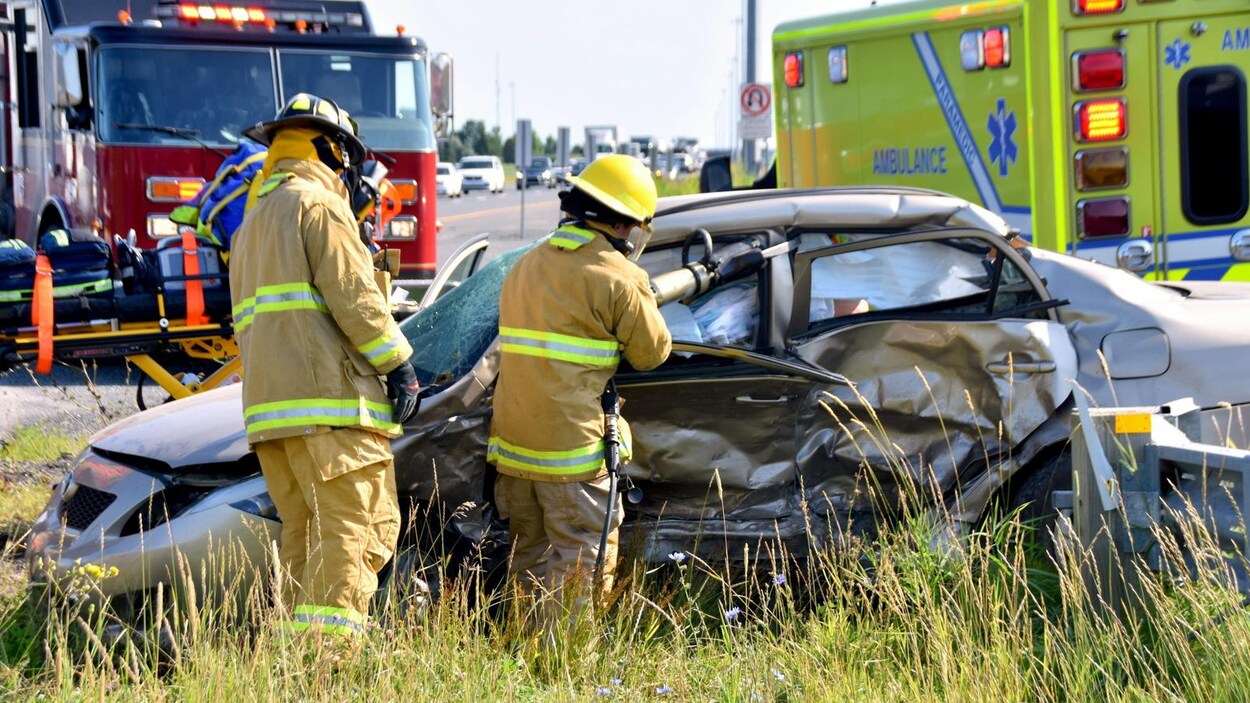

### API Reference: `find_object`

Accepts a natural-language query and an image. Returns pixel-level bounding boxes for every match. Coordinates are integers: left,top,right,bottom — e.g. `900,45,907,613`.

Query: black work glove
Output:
385,360,421,424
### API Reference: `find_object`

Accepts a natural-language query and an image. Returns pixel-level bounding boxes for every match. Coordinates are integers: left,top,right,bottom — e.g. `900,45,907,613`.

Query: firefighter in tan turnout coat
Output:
489,154,672,605
230,93,421,636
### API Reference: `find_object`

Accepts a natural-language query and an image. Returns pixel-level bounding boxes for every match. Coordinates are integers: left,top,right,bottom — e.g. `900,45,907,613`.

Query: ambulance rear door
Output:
1157,16,1250,282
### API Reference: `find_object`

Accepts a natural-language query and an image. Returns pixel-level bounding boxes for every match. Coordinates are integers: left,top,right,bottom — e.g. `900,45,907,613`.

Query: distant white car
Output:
436,161,463,198
457,155,505,194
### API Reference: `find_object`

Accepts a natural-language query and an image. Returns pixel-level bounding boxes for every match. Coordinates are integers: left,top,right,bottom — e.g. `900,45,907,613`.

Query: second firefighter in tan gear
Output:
489,154,672,596
231,93,418,635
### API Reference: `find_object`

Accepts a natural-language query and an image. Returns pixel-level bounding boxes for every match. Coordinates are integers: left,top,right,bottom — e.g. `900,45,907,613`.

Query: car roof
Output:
649,187,1011,247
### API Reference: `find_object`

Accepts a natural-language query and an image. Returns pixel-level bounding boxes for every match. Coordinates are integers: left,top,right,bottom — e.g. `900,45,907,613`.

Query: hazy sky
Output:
368,0,910,149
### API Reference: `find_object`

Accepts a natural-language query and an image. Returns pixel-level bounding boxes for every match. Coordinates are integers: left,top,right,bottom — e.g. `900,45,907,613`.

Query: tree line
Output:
438,119,582,164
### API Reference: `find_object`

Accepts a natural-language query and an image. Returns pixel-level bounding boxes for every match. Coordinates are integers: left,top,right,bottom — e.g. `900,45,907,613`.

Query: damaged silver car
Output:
27,187,1250,612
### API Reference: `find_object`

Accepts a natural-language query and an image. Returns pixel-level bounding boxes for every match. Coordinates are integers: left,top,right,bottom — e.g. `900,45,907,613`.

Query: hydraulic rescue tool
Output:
648,228,792,306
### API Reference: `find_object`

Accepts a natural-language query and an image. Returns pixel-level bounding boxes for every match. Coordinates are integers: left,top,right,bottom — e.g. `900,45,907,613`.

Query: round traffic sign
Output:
740,83,771,116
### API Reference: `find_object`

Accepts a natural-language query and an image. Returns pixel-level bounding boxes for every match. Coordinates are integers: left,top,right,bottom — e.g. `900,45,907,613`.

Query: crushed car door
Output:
617,341,847,528
786,229,1077,521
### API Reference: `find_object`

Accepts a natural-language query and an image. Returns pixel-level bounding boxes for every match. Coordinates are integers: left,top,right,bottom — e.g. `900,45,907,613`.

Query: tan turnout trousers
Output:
254,427,400,628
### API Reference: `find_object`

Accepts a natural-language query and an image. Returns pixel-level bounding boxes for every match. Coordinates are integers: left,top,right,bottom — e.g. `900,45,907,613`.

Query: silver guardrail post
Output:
1063,391,1250,616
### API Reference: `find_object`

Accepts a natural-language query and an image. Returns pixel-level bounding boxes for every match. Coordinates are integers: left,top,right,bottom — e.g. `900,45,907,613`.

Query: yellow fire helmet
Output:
566,154,657,232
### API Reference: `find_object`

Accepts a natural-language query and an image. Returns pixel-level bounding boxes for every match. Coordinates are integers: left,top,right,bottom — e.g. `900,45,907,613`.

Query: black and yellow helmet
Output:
244,93,366,165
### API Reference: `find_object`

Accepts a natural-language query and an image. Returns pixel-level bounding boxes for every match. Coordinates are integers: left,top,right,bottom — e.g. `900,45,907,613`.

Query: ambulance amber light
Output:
1074,0,1124,15
1078,197,1130,238
1076,99,1127,142
984,28,1009,68
1074,50,1125,92
784,52,804,88
1075,148,1129,191
147,177,205,202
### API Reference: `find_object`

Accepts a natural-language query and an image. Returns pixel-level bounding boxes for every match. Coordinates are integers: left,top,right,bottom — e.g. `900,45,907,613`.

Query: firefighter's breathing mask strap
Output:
312,134,346,173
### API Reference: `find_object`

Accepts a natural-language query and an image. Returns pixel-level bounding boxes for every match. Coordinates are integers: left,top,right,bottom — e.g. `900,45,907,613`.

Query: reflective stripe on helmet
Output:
486,436,605,475
499,326,620,367
232,282,328,332
243,397,397,434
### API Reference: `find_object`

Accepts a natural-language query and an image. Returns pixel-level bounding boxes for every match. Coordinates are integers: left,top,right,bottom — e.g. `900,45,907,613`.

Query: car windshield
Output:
97,47,275,145
398,244,534,387
460,159,493,169
279,51,434,151
530,158,548,167
437,166,451,175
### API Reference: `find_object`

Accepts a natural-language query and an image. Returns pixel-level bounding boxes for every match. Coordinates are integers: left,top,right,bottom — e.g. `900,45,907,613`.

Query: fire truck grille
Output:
61,485,117,531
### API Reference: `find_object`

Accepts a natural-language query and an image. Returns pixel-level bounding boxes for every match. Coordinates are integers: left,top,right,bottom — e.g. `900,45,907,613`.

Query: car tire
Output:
1002,445,1072,554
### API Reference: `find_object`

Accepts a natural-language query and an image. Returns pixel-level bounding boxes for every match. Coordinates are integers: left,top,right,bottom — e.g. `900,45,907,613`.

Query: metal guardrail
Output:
1056,394,1250,613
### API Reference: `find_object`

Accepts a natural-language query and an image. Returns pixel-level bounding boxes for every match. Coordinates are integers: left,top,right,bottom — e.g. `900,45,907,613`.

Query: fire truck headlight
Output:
147,215,180,239
385,216,417,240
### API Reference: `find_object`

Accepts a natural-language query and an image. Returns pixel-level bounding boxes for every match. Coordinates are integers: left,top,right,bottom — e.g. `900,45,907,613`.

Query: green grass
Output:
0,427,85,465
4,389,1250,699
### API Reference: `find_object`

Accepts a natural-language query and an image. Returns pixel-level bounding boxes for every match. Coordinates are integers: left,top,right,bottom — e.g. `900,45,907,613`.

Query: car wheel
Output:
1002,446,1073,554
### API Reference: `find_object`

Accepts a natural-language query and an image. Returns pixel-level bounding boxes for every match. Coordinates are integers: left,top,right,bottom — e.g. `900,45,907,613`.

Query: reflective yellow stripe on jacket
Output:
232,282,329,332
486,436,606,476
244,398,398,435
358,331,409,371
499,326,620,367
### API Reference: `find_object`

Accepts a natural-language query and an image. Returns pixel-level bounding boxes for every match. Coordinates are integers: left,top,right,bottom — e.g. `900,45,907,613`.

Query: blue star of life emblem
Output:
1165,39,1191,70
986,98,1017,178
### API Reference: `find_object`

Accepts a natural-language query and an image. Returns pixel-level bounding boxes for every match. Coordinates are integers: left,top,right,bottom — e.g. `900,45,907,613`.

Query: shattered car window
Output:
398,245,533,387
804,236,1041,325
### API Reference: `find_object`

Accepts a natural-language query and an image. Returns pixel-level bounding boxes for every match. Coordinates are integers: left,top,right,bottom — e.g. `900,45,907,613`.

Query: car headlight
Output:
230,491,279,521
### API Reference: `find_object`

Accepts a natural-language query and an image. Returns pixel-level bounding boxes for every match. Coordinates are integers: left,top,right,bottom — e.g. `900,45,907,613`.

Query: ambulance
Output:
772,0,1250,281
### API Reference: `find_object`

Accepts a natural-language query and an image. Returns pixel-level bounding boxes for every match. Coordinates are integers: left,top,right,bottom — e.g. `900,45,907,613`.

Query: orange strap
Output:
32,254,53,374
181,229,207,326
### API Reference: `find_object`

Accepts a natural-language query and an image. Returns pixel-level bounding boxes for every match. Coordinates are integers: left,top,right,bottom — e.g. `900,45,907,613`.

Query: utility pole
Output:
742,0,757,175
494,53,501,132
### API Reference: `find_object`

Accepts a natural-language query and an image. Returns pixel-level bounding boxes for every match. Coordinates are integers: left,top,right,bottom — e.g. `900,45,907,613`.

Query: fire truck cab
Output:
773,0,1250,282
0,0,450,277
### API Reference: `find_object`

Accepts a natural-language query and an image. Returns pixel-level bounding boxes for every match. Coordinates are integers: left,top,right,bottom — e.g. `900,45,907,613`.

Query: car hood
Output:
90,385,248,469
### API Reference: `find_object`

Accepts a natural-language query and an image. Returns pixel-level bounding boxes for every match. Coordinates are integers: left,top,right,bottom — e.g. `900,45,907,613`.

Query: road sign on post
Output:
739,82,772,141
516,118,532,237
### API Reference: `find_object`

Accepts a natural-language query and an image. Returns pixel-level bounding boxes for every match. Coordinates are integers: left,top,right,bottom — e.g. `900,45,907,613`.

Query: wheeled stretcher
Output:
0,229,240,405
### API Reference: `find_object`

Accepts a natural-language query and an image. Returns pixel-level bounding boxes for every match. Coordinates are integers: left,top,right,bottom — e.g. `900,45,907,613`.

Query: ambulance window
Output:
1180,67,1248,225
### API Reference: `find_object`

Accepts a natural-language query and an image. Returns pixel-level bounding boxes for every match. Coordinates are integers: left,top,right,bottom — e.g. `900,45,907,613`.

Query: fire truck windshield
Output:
96,47,434,151
98,46,275,146
278,51,434,151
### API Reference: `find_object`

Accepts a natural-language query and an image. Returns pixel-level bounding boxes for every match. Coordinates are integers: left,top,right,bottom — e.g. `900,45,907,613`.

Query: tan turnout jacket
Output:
230,158,413,445
488,222,672,483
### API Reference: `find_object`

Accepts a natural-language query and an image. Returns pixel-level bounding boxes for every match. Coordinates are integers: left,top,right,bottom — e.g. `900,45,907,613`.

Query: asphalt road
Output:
0,186,564,439
433,184,563,268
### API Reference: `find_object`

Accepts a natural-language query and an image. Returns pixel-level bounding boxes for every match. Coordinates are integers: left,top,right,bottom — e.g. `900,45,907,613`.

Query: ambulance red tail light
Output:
1074,0,1124,15
1074,50,1125,92
984,28,1010,68
784,52,805,88
1076,98,1127,142
1077,197,1130,238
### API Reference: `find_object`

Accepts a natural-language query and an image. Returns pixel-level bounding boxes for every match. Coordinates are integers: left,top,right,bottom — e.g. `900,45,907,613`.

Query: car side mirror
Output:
699,154,733,193
430,52,454,138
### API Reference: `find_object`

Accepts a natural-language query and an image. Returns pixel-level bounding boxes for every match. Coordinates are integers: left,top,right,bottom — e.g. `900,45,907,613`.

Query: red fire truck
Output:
0,0,451,279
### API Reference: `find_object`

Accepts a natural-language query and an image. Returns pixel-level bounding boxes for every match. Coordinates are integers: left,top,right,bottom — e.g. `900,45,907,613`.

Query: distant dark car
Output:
29,187,1250,615
516,156,556,189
